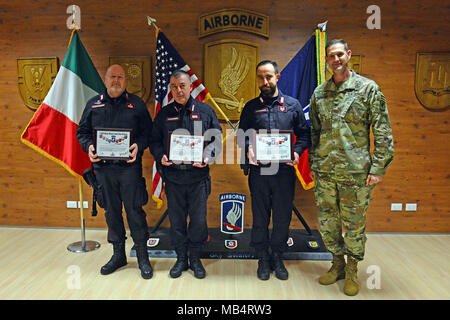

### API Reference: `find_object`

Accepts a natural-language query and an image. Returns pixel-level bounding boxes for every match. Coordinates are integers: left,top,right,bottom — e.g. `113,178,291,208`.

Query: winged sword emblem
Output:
215,47,249,113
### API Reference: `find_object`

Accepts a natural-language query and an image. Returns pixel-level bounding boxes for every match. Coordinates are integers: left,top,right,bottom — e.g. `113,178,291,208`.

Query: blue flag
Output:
277,35,317,124
277,35,318,190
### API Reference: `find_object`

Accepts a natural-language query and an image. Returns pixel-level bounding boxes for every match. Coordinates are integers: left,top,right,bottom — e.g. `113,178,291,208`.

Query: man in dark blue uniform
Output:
77,64,153,279
239,60,311,280
150,69,222,279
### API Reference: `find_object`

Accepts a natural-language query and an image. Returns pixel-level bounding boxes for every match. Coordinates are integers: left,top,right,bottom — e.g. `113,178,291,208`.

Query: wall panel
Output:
0,0,448,232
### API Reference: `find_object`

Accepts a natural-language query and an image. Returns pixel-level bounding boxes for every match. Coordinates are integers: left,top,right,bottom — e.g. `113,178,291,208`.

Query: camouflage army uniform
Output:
308,70,394,261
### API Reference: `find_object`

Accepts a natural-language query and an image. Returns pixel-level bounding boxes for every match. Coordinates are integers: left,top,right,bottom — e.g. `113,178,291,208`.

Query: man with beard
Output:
238,60,310,280
309,40,394,295
77,64,154,279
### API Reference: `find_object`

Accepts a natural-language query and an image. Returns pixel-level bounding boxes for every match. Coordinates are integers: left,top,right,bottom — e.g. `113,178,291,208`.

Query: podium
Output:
130,206,332,261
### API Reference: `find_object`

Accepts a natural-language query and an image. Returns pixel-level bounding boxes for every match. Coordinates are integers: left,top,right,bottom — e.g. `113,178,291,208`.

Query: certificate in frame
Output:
167,132,205,164
94,128,132,161
253,130,294,163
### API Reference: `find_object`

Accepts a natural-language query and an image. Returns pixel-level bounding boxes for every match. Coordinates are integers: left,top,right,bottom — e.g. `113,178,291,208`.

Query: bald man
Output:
77,65,154,279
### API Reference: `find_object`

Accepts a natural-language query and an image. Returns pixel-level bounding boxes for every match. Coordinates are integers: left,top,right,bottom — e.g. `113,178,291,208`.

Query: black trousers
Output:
248,167,296,253
95,164,149,245
165,177,210,254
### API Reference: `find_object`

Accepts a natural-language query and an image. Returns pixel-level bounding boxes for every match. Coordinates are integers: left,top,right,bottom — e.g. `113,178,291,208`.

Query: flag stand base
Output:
67,241,100,253
67,218,101,253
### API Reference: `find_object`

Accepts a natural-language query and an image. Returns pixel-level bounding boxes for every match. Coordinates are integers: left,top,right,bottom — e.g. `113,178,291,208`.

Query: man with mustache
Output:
150,69,222,279
239,60,311,280
77,64,154,279
308,40,394,295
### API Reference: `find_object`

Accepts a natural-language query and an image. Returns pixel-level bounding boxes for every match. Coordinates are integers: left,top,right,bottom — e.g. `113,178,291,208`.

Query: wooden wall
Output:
0,0,449,232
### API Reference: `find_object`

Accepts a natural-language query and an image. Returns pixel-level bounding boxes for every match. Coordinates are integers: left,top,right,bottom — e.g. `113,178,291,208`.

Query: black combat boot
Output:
272,252,289,280
170,249,189,278
271,251,289,280
189,251,206,279
256,250,272,281
135,243,153,279
100,241,127,275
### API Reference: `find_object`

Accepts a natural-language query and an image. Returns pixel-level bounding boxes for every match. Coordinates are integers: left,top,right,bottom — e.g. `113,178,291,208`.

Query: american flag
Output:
151,30,209,207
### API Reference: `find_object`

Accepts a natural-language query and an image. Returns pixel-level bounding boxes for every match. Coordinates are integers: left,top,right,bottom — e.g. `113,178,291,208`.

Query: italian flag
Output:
21,30,105,179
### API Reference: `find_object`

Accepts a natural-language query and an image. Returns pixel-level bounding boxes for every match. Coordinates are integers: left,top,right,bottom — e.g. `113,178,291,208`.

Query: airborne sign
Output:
199,9,269,38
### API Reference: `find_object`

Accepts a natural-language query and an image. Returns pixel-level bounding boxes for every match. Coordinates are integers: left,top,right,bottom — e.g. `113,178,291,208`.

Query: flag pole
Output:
67,179,101,252
147,16,239,136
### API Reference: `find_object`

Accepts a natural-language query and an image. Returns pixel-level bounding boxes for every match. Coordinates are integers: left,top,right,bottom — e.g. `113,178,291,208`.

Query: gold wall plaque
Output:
109,56,151,103
326,55,362,80
199,9,269,39
17,57,59,111
415,53,450,111
205,39,260,121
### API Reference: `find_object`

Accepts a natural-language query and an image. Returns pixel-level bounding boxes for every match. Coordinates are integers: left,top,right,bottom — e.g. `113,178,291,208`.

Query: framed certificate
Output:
94,128,132,160
253,130,294,163
167,132,204,164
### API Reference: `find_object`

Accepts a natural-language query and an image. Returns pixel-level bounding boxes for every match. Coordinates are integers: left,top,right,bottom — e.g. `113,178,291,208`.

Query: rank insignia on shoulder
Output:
306,240,319,250
225,239,238,249
147,238,160,247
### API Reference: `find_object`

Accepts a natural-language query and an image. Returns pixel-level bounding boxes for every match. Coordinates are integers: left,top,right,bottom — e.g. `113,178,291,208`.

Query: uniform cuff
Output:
369,166,386,176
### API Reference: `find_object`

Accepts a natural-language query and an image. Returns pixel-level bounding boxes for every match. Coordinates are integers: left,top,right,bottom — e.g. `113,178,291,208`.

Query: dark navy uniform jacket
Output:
150,96,222,184
77,90,152,167
239,91,311,168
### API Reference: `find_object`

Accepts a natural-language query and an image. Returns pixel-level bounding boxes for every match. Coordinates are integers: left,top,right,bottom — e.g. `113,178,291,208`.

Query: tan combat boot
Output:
343,256,359,296
319,254,346,285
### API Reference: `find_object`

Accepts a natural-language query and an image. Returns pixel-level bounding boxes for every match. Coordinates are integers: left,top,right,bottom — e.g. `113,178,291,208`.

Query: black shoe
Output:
170,256,189,278
189,255,206,279
257,258,272,280
100,242,127,275
136,244,153,279
272,252,288,280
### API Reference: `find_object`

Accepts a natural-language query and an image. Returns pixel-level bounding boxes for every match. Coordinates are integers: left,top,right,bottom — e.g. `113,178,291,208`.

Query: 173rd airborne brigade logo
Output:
205,40,260,121
220,193,246,249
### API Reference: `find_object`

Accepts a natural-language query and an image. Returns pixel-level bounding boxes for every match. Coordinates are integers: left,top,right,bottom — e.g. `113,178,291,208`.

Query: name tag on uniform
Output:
190,113,200,120
166,116,180,122
254,107,268,114
92,104,105,108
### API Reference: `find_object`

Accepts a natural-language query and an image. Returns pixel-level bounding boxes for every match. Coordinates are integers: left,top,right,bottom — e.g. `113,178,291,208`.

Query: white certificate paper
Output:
169,134,204,163
254,131,293,162
95,129,131,160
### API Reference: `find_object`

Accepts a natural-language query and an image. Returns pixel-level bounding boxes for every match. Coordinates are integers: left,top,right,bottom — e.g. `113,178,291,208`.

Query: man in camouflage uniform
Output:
308,40,394,296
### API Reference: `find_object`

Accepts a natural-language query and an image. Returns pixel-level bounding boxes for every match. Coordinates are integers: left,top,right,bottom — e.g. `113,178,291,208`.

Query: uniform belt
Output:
173,164,191,170
102,159,126,165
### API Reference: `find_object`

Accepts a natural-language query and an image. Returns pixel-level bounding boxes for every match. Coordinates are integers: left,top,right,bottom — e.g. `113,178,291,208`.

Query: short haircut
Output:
170,69,191,82
256,60,279,74
325,39,349,55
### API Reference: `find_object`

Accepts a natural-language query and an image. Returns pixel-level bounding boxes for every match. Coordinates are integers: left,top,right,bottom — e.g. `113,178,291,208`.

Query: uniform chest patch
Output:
278,105,287,112
190,113,200,120
254,107,268,114
166,116,180,122
92,104,105,108
127,103,135,109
